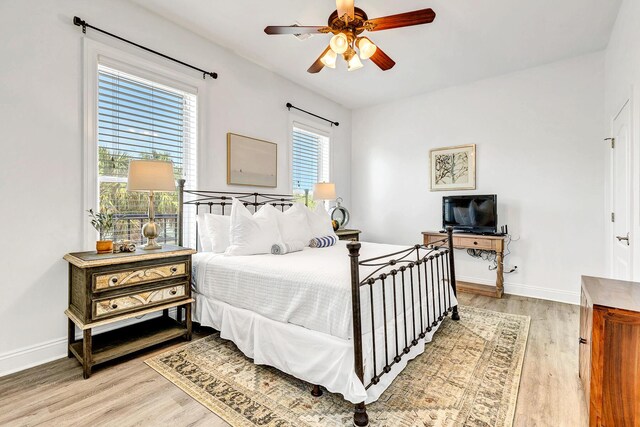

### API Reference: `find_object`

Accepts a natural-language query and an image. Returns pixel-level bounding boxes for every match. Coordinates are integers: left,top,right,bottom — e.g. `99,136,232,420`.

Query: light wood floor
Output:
0,293,588,427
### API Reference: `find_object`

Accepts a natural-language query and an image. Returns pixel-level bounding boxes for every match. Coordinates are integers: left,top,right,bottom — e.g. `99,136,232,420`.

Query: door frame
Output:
608,94,634,279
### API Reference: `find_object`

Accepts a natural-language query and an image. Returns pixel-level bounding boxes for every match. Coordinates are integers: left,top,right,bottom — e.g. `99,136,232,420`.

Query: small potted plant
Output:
88,208,115,254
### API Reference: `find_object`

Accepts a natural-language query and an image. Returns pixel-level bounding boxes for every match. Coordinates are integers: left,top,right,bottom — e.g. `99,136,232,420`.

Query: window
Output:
291,124,330,205
96,64,197,245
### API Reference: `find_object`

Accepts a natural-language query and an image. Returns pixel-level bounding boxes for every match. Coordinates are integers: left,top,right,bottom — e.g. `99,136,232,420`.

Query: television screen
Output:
442,195,497,234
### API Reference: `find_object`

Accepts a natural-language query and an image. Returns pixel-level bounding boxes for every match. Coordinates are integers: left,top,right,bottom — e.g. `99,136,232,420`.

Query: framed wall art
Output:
227,133,277,187
430,144,476,191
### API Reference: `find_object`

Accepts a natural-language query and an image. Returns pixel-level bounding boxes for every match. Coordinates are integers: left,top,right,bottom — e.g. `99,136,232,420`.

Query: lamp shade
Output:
357,37,377,60
313,182,336,200
320,49,337,69
127,160,176,192
330,33,349,55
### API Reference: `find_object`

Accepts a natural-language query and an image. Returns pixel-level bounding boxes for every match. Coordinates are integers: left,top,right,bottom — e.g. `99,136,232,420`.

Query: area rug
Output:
146,306,530,427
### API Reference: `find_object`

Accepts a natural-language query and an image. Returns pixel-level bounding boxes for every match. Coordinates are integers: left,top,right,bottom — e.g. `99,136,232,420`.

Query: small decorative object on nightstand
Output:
329,197,351,229
87,208,115,254
336,229,361,242
64,245,195,379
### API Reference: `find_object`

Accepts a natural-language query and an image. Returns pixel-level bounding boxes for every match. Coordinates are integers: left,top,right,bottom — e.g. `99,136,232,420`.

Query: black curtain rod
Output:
73,16,218,80
286,103,339,127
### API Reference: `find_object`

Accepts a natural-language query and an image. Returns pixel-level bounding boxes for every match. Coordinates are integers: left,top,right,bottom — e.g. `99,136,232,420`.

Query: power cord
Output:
465,233,519,273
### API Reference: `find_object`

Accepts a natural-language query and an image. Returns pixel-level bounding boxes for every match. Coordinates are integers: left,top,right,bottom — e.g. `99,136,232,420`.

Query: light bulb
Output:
357,37,377,60
347,53,363,71
330,33,349,55
320,49,337,69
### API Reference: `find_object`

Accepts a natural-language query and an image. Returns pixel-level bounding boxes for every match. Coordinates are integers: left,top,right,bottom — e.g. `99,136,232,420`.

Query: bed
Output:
176,182,460,426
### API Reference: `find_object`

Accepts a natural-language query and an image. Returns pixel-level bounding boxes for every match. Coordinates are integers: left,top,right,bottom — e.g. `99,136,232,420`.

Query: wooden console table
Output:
422,231,505,298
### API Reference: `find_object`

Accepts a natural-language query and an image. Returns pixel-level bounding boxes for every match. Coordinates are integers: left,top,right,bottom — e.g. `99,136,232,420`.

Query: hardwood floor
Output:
0,293,588,427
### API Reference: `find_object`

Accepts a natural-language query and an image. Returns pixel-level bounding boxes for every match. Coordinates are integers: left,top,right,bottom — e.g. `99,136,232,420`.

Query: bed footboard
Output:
347,227,459,427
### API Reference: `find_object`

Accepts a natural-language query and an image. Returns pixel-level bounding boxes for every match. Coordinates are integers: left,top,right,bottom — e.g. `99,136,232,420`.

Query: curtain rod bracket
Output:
286,102,339,127
73,16,218,80
74,16,87,33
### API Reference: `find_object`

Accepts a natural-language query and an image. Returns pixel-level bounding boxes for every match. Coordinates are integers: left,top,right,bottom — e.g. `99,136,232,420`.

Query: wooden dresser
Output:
423,231,505,298
579,276,640,426
64,245,196,378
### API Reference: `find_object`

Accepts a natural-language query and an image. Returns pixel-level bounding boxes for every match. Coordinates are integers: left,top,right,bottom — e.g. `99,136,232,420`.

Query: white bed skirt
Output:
193,291,448,404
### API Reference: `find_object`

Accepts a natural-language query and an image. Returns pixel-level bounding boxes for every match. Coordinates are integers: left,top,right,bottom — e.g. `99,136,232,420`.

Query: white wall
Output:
351,53,606,304
0,0,351,375
604,0,640,280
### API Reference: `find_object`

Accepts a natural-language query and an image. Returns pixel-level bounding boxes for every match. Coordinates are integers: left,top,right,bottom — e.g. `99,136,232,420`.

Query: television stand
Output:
422,231,506,298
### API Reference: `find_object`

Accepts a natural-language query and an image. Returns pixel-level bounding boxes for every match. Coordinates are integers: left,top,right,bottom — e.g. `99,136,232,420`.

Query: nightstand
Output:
336,229,361,241
64,245,196,378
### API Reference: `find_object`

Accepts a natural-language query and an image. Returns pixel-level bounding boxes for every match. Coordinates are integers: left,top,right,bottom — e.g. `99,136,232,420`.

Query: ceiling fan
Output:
264,0,436,73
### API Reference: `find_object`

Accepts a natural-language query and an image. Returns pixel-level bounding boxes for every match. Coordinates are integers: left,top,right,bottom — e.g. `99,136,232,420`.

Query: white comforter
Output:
193,240,453,340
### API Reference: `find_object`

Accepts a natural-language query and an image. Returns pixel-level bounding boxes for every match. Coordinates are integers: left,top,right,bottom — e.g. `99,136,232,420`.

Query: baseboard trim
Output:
0,308,176,378
456,275,580,305
0,337,68,378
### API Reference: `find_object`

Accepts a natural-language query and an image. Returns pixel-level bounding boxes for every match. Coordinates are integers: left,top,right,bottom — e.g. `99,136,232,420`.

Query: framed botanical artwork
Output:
430,144,476,191
227,133,277,187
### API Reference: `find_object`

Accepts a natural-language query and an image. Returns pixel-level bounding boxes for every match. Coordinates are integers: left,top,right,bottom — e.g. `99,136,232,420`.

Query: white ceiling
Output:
131,0,621,109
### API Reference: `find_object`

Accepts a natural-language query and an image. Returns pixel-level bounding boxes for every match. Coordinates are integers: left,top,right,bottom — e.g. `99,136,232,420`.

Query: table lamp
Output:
127,160,176,250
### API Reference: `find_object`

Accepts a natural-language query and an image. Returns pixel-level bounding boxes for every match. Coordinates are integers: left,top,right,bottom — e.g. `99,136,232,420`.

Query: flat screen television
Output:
442,195,497,234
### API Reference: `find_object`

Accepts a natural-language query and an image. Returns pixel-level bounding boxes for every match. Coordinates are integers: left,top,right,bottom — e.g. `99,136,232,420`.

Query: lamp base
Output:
143,238,162,250
142,220,162,250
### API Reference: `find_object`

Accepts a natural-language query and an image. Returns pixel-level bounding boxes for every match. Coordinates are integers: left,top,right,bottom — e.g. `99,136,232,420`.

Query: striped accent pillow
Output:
309,235,337,248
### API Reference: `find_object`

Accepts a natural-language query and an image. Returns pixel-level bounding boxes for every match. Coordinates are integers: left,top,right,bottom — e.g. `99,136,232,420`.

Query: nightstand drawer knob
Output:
111,277,118,283
170,267,178,273
473,241,478,245
111,303,118,309
170,289,177,295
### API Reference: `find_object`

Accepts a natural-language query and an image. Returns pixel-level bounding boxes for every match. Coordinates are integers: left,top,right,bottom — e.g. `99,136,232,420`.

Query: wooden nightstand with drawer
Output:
64,245,196,378
335,229,361,241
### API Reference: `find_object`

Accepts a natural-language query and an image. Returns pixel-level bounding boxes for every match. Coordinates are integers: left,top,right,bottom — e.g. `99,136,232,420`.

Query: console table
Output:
422,231,505,298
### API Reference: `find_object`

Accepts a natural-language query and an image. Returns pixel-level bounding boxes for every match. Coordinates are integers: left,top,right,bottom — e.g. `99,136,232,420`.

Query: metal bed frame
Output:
176,180,460,427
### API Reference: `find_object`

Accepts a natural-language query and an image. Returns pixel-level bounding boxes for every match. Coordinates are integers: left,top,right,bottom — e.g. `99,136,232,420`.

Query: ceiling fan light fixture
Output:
329,33,349,54
320,49,337,68
357,37,377,60
347,52,364,71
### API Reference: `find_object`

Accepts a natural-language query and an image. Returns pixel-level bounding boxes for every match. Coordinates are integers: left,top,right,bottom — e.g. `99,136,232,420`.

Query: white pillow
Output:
307,204,337,239
276,203,314,244
196,213,213,252
225,199,281,256
203,214,231,253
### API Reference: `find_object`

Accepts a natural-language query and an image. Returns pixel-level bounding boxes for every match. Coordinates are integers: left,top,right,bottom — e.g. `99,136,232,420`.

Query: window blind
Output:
97,65,197,245
292,125,330,192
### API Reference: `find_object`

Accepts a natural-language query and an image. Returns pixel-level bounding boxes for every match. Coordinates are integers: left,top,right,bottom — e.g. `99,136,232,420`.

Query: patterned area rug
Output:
146,306,530,427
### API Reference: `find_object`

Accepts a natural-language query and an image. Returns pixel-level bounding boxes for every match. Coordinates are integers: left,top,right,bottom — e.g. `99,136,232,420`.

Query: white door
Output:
611,100,632,280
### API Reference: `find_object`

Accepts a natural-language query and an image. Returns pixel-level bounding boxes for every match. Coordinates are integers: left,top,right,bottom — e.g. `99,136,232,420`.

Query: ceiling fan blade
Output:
336,0,355,21
370,46,396,71
308,46,331,74
365,8,436,31
264,25,328,35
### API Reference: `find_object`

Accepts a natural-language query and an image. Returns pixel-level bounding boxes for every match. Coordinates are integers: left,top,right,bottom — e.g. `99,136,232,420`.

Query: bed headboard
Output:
176,179,298,247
